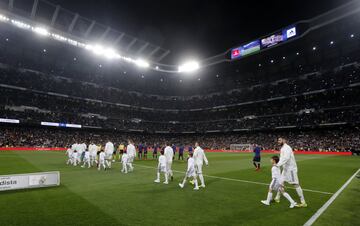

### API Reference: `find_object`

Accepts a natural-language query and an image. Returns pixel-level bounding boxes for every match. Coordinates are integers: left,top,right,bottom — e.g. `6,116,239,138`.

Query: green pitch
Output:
0,151,359,226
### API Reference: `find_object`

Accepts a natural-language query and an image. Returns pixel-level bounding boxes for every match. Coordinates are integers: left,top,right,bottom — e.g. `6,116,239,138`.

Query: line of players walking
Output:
65,140,208,190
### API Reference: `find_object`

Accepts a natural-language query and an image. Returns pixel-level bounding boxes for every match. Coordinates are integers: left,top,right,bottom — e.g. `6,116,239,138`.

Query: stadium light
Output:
312,46,317,50
33,27,50,36
135,59,150,68
11,20,31,29
178,61,200,73
350,34,354,38
0,14,10,21
330,41,334,45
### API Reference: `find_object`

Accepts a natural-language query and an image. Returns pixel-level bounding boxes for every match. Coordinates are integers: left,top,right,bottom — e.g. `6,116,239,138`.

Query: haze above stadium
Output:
49,0,353,64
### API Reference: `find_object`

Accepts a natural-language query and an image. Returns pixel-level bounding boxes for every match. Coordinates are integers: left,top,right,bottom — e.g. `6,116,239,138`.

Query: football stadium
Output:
0,0,359,225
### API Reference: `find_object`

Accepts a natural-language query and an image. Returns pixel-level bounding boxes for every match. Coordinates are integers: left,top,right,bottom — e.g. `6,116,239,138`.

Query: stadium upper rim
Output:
0,0,359,73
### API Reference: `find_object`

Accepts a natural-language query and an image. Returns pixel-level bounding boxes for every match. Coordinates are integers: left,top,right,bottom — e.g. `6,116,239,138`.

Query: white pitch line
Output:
303,168,360,226
134,164,334,195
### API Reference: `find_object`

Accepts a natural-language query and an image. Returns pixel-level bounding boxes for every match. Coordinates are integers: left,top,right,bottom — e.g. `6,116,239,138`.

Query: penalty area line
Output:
133,164,334,195
303,168,360,226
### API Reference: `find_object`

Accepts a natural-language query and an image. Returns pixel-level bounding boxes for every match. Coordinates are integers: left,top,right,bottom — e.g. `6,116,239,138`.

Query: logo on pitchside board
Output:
0,179,17,186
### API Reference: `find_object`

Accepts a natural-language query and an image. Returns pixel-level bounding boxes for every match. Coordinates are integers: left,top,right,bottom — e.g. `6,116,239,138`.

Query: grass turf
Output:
0,151,358,226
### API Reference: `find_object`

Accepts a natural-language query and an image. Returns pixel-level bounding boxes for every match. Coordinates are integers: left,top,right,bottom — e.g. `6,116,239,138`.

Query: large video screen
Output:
231,40,261,59
231,26,297,60
261,26,296,48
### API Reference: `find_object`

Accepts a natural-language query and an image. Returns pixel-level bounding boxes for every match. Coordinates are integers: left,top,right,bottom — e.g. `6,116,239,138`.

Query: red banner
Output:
0,147,67,151
0,147,352,155
205,149,352,155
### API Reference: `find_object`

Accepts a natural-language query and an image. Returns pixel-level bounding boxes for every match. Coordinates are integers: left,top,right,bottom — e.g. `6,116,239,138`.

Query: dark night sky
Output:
49,0,352,63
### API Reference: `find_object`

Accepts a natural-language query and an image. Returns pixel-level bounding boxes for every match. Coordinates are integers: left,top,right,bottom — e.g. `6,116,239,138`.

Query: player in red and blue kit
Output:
153,144,158,159
138,144,143,160
253,144,262,171
178,145,184,160
172,144,176,160
143,144,148,160
188,146,193,154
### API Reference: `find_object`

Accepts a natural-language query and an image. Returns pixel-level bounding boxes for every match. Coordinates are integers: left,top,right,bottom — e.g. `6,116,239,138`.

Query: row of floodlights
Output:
0,14,199,73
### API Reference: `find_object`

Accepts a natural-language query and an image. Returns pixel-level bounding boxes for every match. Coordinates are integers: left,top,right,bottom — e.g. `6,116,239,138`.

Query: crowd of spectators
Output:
0,61,359,109
1,126,359,152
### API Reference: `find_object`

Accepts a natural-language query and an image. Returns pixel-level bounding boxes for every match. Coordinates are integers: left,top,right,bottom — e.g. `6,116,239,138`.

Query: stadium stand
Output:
0,8,359,152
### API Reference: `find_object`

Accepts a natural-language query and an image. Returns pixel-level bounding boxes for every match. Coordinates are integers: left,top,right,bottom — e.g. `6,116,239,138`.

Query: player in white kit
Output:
89,143,98,166
179,153,199,190
65,146,73,165
104,141,114,169
126,140,136,172
274,138,307,207
98,150,106,171
193,142,209,188
121,151,129,173
81,150,91,168
164,144,174,181
154,150,168,184
71,150,79,166
261,156,297,208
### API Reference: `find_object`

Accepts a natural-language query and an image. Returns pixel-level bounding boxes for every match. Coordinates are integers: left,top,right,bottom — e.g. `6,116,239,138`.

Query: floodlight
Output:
135,59,150,68
11,20,31,29
92,45,106,55
178,61,199,73
33,27,50,36
0,14,9,21
103,48,118,59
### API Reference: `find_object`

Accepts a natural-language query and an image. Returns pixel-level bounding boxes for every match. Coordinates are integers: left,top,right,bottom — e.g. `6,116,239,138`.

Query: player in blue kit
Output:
188,145,193,154
253,144,262,171
178,145,184,160
153,144,158,159
143,143,148,160
172,144,176,160
138,143,143,160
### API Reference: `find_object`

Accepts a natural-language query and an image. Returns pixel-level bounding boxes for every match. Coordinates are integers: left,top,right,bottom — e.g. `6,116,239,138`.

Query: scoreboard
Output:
231,25,297,60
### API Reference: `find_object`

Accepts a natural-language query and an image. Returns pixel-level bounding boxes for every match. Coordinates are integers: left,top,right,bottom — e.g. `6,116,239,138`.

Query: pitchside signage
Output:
0,171,60,191
231,25,297,60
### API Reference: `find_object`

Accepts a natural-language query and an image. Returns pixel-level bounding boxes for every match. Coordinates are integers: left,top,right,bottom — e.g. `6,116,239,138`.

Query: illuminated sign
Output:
231,40,260,59
41,122,82,128
261,26,297,48
0,118,20,124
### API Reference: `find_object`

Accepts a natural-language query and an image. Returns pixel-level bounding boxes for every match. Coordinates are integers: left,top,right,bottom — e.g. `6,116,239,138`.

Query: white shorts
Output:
269,179,281,191
158,165,166,173
105,153,113,160
166,161,172,172
281,169,299,185
128,156,134,163
186,169,196,178
195,163,203,174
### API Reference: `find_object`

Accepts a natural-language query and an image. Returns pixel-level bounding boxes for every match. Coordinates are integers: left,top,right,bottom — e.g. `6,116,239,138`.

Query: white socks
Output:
194,179,199,188
283,192,296,204
156,172,160,180
266,192,273,203
181,178,187,186
296,186,305,203
199,174,205,186
275,191,281,200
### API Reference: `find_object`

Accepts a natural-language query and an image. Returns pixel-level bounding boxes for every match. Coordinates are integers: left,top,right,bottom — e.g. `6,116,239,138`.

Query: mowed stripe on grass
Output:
0,151,358,226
